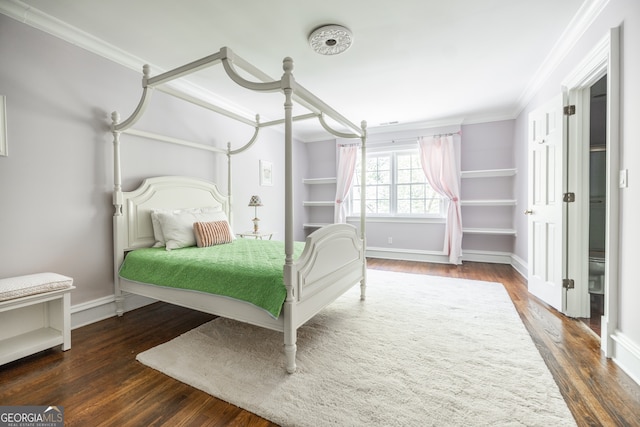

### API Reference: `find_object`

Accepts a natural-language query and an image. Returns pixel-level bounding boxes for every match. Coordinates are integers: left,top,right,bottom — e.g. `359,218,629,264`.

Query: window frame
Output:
348,147,446,220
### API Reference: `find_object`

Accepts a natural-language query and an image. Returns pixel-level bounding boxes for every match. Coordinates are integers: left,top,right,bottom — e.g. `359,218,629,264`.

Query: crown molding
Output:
513,0,610,116
0,0,256,121
562,32,610,89
0,0,146,72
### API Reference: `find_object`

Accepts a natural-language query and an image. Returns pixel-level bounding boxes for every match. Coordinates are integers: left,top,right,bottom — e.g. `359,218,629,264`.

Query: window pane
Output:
411,155,422,169
397,200,410,214
411,184,425,198
378,186,389,200
366,186,377,199
397,184,410,199
352,186,361,199
367,171,391,185
411,169,426,182
425,198,441,213
366,171,380,184
352,198,360,214
397,154,411,169
377,156,390,170
397,169,410,183
377,200,390,213
426,186,439,198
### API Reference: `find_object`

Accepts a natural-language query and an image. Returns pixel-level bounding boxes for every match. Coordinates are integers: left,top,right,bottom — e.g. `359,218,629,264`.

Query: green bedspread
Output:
119,239,304,318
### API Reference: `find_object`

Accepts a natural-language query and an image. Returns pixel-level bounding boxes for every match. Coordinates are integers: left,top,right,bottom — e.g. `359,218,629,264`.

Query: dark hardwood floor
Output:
1,259,639,426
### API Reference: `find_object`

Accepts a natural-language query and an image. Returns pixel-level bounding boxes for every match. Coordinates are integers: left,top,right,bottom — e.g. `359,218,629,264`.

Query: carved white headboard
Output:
114,176,229,252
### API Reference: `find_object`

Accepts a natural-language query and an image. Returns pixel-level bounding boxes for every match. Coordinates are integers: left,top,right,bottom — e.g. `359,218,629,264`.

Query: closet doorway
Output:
563,27,619,356
584,75,607,336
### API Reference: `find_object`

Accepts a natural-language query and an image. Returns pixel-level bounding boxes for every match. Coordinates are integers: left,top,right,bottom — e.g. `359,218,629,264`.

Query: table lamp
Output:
248,195,263,233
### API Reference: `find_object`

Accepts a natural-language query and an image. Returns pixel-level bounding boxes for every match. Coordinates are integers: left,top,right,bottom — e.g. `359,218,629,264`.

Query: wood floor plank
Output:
1,259,638,426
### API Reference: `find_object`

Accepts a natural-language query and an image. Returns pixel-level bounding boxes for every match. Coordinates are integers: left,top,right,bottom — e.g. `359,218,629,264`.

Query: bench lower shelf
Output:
0,327,64,365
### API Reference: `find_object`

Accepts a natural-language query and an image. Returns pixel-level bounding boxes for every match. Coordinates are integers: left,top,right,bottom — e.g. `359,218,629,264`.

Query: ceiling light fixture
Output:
308,24,353,55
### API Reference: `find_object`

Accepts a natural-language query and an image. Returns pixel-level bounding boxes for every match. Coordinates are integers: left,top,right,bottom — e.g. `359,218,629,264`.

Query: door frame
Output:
562,27,620,356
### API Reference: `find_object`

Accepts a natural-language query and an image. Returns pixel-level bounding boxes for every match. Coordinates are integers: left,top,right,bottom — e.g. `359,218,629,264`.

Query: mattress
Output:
118,239,304,318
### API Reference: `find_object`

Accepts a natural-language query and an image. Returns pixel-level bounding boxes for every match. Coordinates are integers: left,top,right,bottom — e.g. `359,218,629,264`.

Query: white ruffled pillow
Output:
150,206,222,247
155,209,234,250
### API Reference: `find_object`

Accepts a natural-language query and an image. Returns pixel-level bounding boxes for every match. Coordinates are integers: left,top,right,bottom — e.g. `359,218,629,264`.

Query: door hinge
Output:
564,105,576,116
563,279,575,289
563,192,575,202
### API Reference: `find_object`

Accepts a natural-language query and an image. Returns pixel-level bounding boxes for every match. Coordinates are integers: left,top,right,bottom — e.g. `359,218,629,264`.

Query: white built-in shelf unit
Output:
460,168,517,236
303,177,336,229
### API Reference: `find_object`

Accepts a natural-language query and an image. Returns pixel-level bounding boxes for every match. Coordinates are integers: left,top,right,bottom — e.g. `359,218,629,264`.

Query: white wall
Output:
513,0,640,382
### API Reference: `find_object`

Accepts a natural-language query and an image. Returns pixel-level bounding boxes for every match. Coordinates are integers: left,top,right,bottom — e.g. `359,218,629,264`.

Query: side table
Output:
237,231,275,240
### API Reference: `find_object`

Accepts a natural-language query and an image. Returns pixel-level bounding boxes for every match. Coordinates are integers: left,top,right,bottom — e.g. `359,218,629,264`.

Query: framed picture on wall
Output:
0,96,7,157
260,160,273,186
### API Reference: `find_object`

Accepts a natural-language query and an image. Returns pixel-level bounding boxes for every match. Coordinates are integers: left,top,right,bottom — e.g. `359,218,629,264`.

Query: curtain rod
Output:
341,131,462,147
390,130,462,144
427,130,462,138
366,130,462,145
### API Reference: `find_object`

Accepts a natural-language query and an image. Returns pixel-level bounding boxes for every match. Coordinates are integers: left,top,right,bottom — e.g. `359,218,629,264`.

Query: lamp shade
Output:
248,195,263,207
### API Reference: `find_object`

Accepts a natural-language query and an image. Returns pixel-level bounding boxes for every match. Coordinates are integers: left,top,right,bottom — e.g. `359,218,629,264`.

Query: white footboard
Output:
281,223,366,373
292,223,366,326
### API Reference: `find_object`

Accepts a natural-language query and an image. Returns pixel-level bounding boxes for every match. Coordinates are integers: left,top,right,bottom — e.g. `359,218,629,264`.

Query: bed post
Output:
360,120,368,301
111,111,125,316
281,56,297,374
226,142,233,228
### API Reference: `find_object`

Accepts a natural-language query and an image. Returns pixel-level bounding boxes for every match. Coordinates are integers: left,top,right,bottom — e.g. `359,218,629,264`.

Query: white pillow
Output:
156,210,234,250
150,206,222,247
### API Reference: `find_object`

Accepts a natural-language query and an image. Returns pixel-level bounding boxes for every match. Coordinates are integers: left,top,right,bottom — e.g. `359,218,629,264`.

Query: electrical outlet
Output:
619,169,628,188
387,237,393,244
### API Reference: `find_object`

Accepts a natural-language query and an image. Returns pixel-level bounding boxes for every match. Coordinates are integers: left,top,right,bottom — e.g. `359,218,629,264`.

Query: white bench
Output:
0,273,74,365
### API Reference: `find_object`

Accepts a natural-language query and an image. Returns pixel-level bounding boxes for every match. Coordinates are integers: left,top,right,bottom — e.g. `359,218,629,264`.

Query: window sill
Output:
346,216,445,224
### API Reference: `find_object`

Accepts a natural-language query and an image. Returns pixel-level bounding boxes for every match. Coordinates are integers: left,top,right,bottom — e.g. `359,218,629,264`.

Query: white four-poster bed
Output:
111,47,367,373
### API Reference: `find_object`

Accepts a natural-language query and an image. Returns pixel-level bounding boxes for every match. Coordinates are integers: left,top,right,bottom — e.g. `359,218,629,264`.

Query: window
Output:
349,149,444,217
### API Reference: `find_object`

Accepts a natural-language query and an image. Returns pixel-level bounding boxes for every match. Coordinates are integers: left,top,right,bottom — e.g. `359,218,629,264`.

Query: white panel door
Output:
527,95,564,311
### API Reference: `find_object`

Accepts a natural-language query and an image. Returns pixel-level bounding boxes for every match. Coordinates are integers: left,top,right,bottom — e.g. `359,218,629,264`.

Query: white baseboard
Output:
366,247,515,265
611,331,640,387
70,293,156,330
462,249,513,264
366,247,449,264
510,254,528,279
70,295,115,329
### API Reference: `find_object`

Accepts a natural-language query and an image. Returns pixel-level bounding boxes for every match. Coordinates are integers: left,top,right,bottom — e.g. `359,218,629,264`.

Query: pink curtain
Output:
418,135,462,264
334,145,358,223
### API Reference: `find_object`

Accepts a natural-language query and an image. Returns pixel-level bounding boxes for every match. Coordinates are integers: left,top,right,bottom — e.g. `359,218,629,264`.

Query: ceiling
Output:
5,0,593,140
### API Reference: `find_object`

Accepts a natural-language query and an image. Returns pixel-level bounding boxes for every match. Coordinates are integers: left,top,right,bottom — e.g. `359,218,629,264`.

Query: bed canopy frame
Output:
110,47,368,373
111,46,367,242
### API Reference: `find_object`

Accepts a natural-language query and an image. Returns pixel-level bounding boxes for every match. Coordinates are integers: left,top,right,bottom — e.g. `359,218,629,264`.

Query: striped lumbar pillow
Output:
193,220,233,247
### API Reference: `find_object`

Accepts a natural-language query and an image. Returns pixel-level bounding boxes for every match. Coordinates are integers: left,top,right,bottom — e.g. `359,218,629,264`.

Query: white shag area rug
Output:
137,269,576,427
